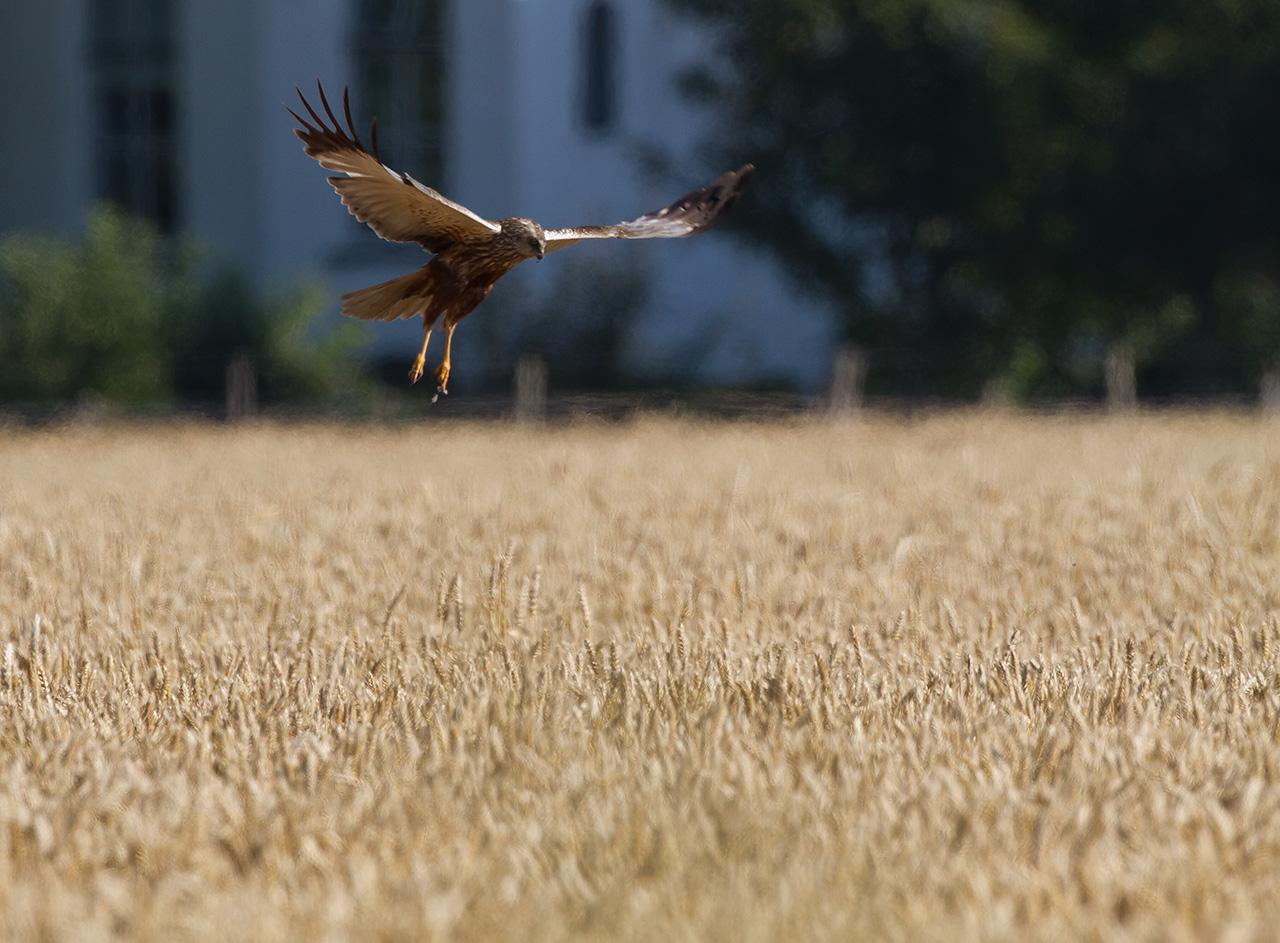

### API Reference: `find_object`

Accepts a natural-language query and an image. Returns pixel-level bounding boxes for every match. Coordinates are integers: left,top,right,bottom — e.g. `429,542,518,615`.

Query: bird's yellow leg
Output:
409,322,433,385
435,322,456,395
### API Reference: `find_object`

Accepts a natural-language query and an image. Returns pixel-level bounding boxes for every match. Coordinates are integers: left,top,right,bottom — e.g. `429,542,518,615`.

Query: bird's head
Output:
505,218,546,260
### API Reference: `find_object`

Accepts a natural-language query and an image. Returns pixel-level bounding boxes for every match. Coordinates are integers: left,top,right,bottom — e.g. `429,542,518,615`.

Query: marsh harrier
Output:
290,83,753,396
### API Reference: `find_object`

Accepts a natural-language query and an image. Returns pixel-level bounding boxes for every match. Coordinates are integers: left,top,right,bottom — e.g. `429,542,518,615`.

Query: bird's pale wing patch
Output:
543,164,754,255
290,83,499,251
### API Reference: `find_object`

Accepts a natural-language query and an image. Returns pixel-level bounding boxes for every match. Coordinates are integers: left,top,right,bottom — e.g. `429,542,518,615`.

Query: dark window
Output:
88,0,179,232
352,0,448,186
582,2,617,133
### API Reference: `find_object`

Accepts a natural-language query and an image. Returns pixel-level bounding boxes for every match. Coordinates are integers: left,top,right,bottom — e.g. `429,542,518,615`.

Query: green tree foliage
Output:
0,206,364,409
169,270,365,405
666,0,1280,397
0,209,176,404
504,256,649,389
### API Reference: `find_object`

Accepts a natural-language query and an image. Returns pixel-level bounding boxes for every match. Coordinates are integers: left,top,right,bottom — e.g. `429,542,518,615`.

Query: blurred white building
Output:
0,0,835,390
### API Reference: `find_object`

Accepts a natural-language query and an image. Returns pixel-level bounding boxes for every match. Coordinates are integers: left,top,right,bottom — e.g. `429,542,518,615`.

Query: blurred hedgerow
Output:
169,268,366,407
0,209,174,405
0,205,366,409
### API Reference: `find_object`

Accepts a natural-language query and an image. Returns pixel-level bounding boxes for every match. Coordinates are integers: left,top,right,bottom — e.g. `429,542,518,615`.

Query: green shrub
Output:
0,206,365,409
0,208,175,404
170,269,366,406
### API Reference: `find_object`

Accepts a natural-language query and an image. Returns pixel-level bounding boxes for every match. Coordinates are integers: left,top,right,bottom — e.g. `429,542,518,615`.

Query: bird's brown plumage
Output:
290,82,753,394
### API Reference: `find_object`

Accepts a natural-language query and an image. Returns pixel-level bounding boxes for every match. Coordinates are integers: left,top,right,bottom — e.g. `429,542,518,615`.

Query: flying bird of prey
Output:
290,83,753,396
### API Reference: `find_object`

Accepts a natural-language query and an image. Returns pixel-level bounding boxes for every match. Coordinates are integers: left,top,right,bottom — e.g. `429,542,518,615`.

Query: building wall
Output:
314,0,527,374
449,0,520,219
499,0,836,388
181,0,265,276
0,0,93,238
257,0,355,290
0,0,837,391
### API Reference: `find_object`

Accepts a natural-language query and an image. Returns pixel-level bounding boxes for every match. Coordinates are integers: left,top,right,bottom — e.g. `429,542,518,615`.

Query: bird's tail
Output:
341,267,436,322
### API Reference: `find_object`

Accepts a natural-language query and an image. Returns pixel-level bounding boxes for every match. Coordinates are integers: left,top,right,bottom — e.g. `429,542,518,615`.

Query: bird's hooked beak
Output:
536,247,545,261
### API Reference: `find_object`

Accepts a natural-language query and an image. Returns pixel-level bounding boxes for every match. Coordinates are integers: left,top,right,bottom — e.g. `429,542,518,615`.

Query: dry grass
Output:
2,412,1280,941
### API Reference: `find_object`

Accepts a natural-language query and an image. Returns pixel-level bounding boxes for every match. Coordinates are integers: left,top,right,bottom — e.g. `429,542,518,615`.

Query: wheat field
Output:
1,413,1279,941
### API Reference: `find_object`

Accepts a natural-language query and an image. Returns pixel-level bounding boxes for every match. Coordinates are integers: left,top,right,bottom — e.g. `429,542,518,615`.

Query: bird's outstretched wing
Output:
542,165,754,255
289,83,500,252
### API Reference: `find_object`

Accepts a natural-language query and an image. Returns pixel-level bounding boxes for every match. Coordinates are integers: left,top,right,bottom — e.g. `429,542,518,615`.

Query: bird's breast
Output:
460,257,517,281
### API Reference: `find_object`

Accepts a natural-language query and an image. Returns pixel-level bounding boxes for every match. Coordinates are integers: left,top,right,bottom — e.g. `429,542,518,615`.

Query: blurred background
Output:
1,0,1278,416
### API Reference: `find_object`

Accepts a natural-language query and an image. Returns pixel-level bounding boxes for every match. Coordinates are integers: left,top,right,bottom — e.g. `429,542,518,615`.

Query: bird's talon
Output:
409,360,425,385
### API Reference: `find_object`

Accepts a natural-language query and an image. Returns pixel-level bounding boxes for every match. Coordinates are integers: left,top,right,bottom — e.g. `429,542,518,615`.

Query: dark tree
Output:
666,0,1280,399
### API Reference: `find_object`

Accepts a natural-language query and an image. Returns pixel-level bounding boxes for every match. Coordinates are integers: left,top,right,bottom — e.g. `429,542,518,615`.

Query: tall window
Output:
89,0,179,232
582,2,617,133
352,0,447,186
